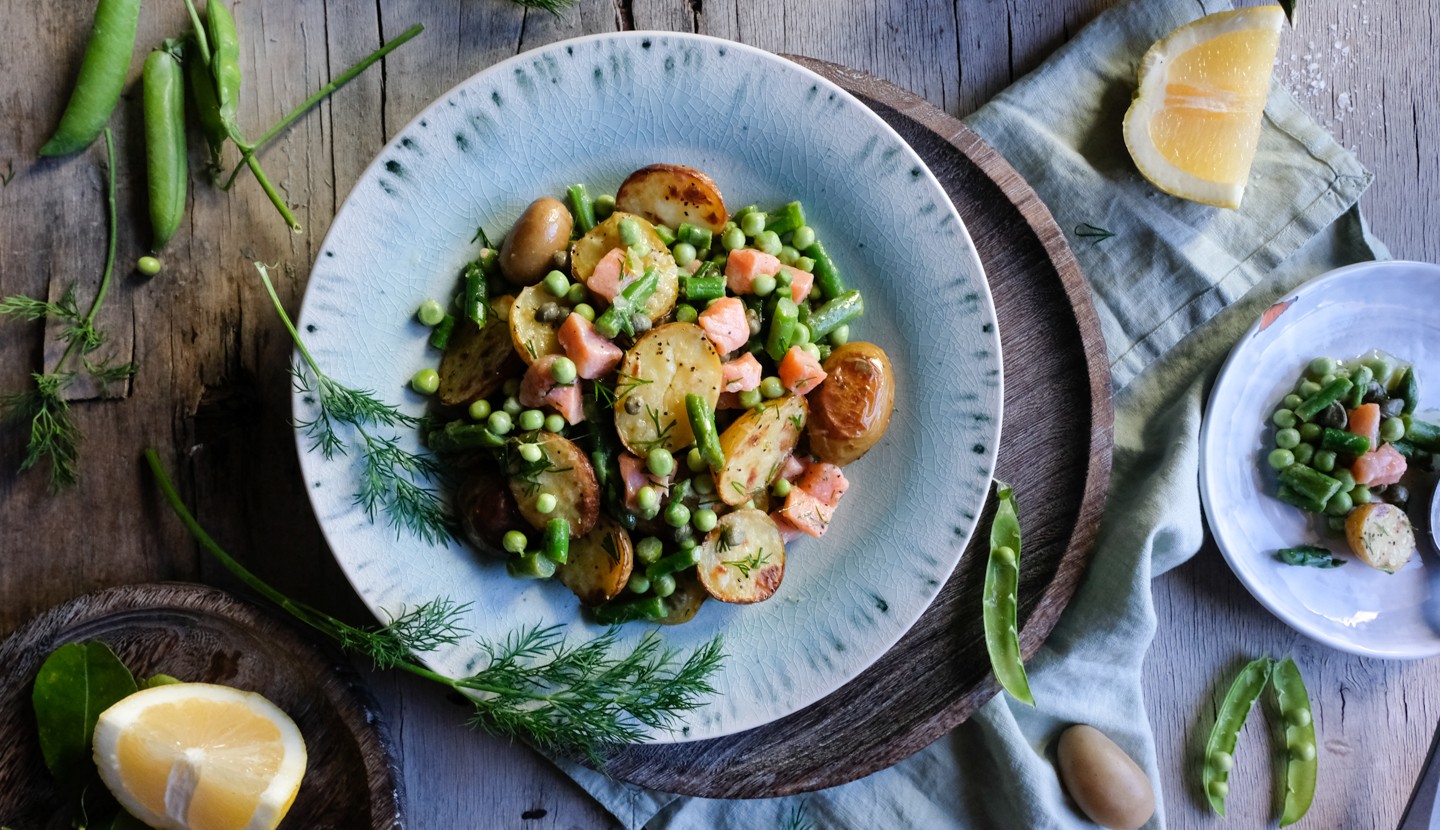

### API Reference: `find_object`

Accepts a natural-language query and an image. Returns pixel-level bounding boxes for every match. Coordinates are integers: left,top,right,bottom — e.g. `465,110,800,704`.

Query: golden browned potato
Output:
438,312,522,407
1346,502,1416,573
696,509,785,603
508,284,570,365
614,322,723,456
455,467,525,556
807,342,895,466
508,433,600,536
616,164,728,232
499,197,573,285
716,395,807,506
556,518,633,606
656,572,707,625
568,211,678,322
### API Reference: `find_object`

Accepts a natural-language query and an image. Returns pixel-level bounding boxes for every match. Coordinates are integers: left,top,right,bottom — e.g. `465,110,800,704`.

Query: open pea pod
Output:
983,481,1034,706
1272,657,1317,827
1202,656,1273,816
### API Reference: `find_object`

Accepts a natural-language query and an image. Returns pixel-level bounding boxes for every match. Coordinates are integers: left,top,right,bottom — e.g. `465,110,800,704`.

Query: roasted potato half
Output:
716,394,807,506
455,467,526,556
614,322,724,456
696,508,786,604
508,432,600,536
657,571,707,625
1346,502,1416,573
438,311,522,406
616,164,728,233
807,342,896,466
569,212,678,322
556,518,634,606
509,284,571,365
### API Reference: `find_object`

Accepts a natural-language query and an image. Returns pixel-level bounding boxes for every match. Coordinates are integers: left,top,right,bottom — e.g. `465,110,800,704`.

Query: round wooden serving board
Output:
598,59,1115,797
0,582,405,829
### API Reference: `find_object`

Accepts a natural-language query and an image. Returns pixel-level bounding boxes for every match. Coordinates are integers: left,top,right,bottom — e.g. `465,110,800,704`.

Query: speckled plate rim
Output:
1199,259,1440,660
293,31,1002,743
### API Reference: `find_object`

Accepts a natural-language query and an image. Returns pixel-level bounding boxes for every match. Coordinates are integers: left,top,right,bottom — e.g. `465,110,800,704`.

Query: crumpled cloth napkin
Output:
558,0,1386,825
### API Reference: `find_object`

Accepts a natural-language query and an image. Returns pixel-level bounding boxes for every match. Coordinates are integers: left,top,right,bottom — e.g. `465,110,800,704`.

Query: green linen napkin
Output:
560,0,1386,826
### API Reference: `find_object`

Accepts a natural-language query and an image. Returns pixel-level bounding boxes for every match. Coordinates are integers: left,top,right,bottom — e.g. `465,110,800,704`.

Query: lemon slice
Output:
1123,6,1285,208
92,682,308,830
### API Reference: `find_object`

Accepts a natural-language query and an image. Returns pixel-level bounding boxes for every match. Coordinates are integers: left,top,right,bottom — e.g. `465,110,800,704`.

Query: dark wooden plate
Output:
0,582,405,828
597,59,1114,797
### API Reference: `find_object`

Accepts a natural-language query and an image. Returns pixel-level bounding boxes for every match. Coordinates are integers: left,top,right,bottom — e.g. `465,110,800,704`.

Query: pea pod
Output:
205,0,243,127
1202,656,1274,816
184,42,228,162
142,46,188,249
983,481,1033,706
1272,658,1317,827
39,0,142,156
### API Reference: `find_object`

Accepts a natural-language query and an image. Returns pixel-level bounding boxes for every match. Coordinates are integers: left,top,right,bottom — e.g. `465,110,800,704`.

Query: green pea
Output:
1308,356,1336,379
502,396,523,417
627,572,651,594
722,226,746,251
791,225,816,250
652,573,677,598
1291,443,1314,465
536,492,558,514
676,304,698,323
566,282,589,305
673,242,697,267
503,530,528,554
1209,751,1234,772
1381,417,1406,443
1350,484,1372,505
1274,428,1301,449
647,448,675,477
756,230,782,255
686,448,706,473
830,324,850,346
760,377,785,399
487,411,513,435
1297,379,1322,398
137,255,163,276
1326,515,1348,533
692,508,718,533
794,256,816,273
551,357,578,385
636,536,664,564
679,537,698,550
740,212,766,237
544,413,566,433
519,442,543,463
1272,409,1297,429
543,270,569,297
1313,450,1336,472
1324,490,1353,516
1209,781,1229,799
618,217,642,247
800,343,822,360
1286,708,1312,728
1282,393,1304,409
1267,448,1295,470
1290,741,1316,763
573,303,595,321
1298,422,1323,442
636,485,659,513
664,501,691,528
411,368,440,395
513,409,541,432
738,389,762,408
468,399,493,421
753,273,777,297
1332,468,1355,490
692,474,714,496
778,246,799,267
594,194,616,221
1319,373,1337,387
417,298,446,326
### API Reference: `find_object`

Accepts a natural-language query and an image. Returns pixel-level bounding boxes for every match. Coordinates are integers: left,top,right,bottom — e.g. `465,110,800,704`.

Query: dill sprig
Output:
781,802,816,830
255,262,452,545
0,129,134,490
509,0,575,17
143,448,725,763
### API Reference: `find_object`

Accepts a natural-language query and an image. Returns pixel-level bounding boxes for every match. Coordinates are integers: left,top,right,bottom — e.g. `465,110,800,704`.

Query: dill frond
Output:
2,374,81,491
510,0,574,17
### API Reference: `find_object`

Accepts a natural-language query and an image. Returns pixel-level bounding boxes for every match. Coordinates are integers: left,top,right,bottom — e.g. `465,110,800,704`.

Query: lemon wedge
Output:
1123,6,1285,208
92,682,308,830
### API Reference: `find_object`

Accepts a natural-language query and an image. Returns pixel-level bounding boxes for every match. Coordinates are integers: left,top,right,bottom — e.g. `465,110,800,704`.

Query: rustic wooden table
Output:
1,1,1433,828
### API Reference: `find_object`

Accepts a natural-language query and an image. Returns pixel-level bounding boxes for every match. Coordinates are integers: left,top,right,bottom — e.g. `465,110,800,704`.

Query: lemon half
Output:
93,682,308,830
1123,6,1285,208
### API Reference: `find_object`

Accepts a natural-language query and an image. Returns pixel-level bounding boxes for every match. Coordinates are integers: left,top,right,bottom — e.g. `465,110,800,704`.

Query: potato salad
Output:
411,164,895,625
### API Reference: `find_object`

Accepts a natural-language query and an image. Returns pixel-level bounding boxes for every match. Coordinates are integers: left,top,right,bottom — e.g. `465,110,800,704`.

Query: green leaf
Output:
1278,0,1297,25
32,641,138,789
1276,545,1344,568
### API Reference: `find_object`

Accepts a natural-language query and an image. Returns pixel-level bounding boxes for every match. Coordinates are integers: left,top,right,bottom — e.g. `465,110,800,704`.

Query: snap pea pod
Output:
463,262,488,327
983,481,1034,706
1295,377,1353,422
567,183,597,234
1272,658,1317,827
39,0,142,157
142,46,187,250
184,42,227,161
762,200,807,236
1320,427,1369,456
206,0,242,124
594,595,667,625
803,239,845,299
685,393,725,470
765,297,799,361
1202,657,1274,817
542,517,570,564
594,267,660,339
805,290,864,340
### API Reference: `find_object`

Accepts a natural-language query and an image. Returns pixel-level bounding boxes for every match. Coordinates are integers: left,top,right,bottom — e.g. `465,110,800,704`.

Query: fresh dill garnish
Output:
1073,222,1116,244
788,412,804,431
723,547,769,578
0,130,134,490
730,480,749,498
507,441,572,497
615,371,653,397
145,447,725,765
781,802,816,830
631,402,676,454
509,0,575,16
592,379,618,409
254,262,452,545
471,225,492,247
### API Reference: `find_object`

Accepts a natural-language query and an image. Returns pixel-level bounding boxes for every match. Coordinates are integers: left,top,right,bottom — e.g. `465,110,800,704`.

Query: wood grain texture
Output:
587,57,1113,798
1,0,1436,827
0,583,402,829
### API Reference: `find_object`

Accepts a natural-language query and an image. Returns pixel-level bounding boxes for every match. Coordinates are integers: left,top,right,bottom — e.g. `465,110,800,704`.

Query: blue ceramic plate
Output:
295,32,1001,742
1201,260,1440,659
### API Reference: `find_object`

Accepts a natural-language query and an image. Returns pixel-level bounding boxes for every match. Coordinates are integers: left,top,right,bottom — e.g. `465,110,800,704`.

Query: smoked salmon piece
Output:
778,345,827,395
557,313,623,380
519,355,586,424
1351,443,1407,486
698,296,750,354
724,248,782,294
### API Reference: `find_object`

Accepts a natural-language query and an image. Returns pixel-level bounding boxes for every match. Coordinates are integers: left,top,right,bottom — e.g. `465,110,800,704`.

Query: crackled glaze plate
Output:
1200,260,1440,659
295,32,1001,742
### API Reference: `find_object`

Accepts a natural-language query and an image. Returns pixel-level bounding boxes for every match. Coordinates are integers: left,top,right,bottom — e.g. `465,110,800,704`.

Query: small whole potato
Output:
456,469,526,555
499,197,573,285
1056,724,1155,830
807,342,895,466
